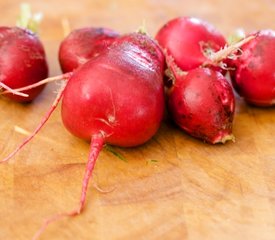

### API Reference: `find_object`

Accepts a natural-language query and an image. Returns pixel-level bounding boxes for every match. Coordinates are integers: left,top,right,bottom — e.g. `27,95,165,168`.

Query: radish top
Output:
16,3,43,34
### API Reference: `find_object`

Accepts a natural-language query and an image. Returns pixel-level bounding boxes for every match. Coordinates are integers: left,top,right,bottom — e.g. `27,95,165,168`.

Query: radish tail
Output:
32,133,105,240
0,84,67,164
0,82,29,97
77,133,105,213
32,213,73,240
0,72,72,95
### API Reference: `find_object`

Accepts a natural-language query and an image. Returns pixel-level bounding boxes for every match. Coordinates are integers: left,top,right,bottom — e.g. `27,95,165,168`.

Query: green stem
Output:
16,3,43,33
137,19,148,35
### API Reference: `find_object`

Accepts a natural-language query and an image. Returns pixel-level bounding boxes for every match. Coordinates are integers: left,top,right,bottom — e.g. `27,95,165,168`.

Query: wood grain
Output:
0,0,275,239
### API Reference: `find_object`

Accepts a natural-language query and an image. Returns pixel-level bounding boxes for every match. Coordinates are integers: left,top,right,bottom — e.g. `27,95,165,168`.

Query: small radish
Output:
155,16,227,73
164,37,254,144
167,61,235,144
228,30,275,106
0,4,48,102
59,27,119,73
1,32,165,239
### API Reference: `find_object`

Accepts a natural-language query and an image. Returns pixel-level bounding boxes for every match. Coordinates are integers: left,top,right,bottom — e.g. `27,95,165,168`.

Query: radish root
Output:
0,83,67,164
78,133,105,213
32,210,78,240
0,82,29,97
32,133,105,240
0,72,72,96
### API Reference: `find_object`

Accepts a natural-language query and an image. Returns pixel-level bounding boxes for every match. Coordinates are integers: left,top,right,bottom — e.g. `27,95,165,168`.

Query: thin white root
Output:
0,84,67,164
208,35,255,64
1,73,72,95
14,126,31,136
0,82,29,97
93,182,116,193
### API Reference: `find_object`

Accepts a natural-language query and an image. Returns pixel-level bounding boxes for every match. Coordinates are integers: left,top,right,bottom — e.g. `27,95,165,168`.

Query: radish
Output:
167,61,235,144
1,32,165,238
164,36,255,144
61,34,165,147
0,4,48,102
228,30,275,106
155,16,227,73
59,27,119,73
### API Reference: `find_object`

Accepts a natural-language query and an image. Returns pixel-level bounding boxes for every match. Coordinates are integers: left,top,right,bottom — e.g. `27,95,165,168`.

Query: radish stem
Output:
78,133,104,213
32,133,105,240
0,72,72,95
206,35,255,65
16,3,42,34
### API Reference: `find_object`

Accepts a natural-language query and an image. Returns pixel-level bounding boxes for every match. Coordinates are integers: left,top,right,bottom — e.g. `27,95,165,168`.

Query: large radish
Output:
1,32,165,239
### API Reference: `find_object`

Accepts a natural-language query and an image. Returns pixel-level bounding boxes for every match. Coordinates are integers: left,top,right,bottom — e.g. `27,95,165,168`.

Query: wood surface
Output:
0,0,275,239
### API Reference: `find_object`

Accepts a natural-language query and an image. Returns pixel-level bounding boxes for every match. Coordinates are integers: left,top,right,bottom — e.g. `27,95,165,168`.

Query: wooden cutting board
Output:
0,0,275,239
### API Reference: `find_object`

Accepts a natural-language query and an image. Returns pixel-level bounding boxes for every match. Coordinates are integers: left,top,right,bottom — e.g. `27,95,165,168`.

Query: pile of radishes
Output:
0,5,274,239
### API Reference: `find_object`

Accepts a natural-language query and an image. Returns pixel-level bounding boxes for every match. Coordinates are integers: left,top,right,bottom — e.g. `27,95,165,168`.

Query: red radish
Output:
167,61,235,144
163,36,255,144
61,34,165,147
229,30,275,106
155,16,227,73
1,32,165,238
0,4,48,102
59,27,119,73
0,27,48,102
